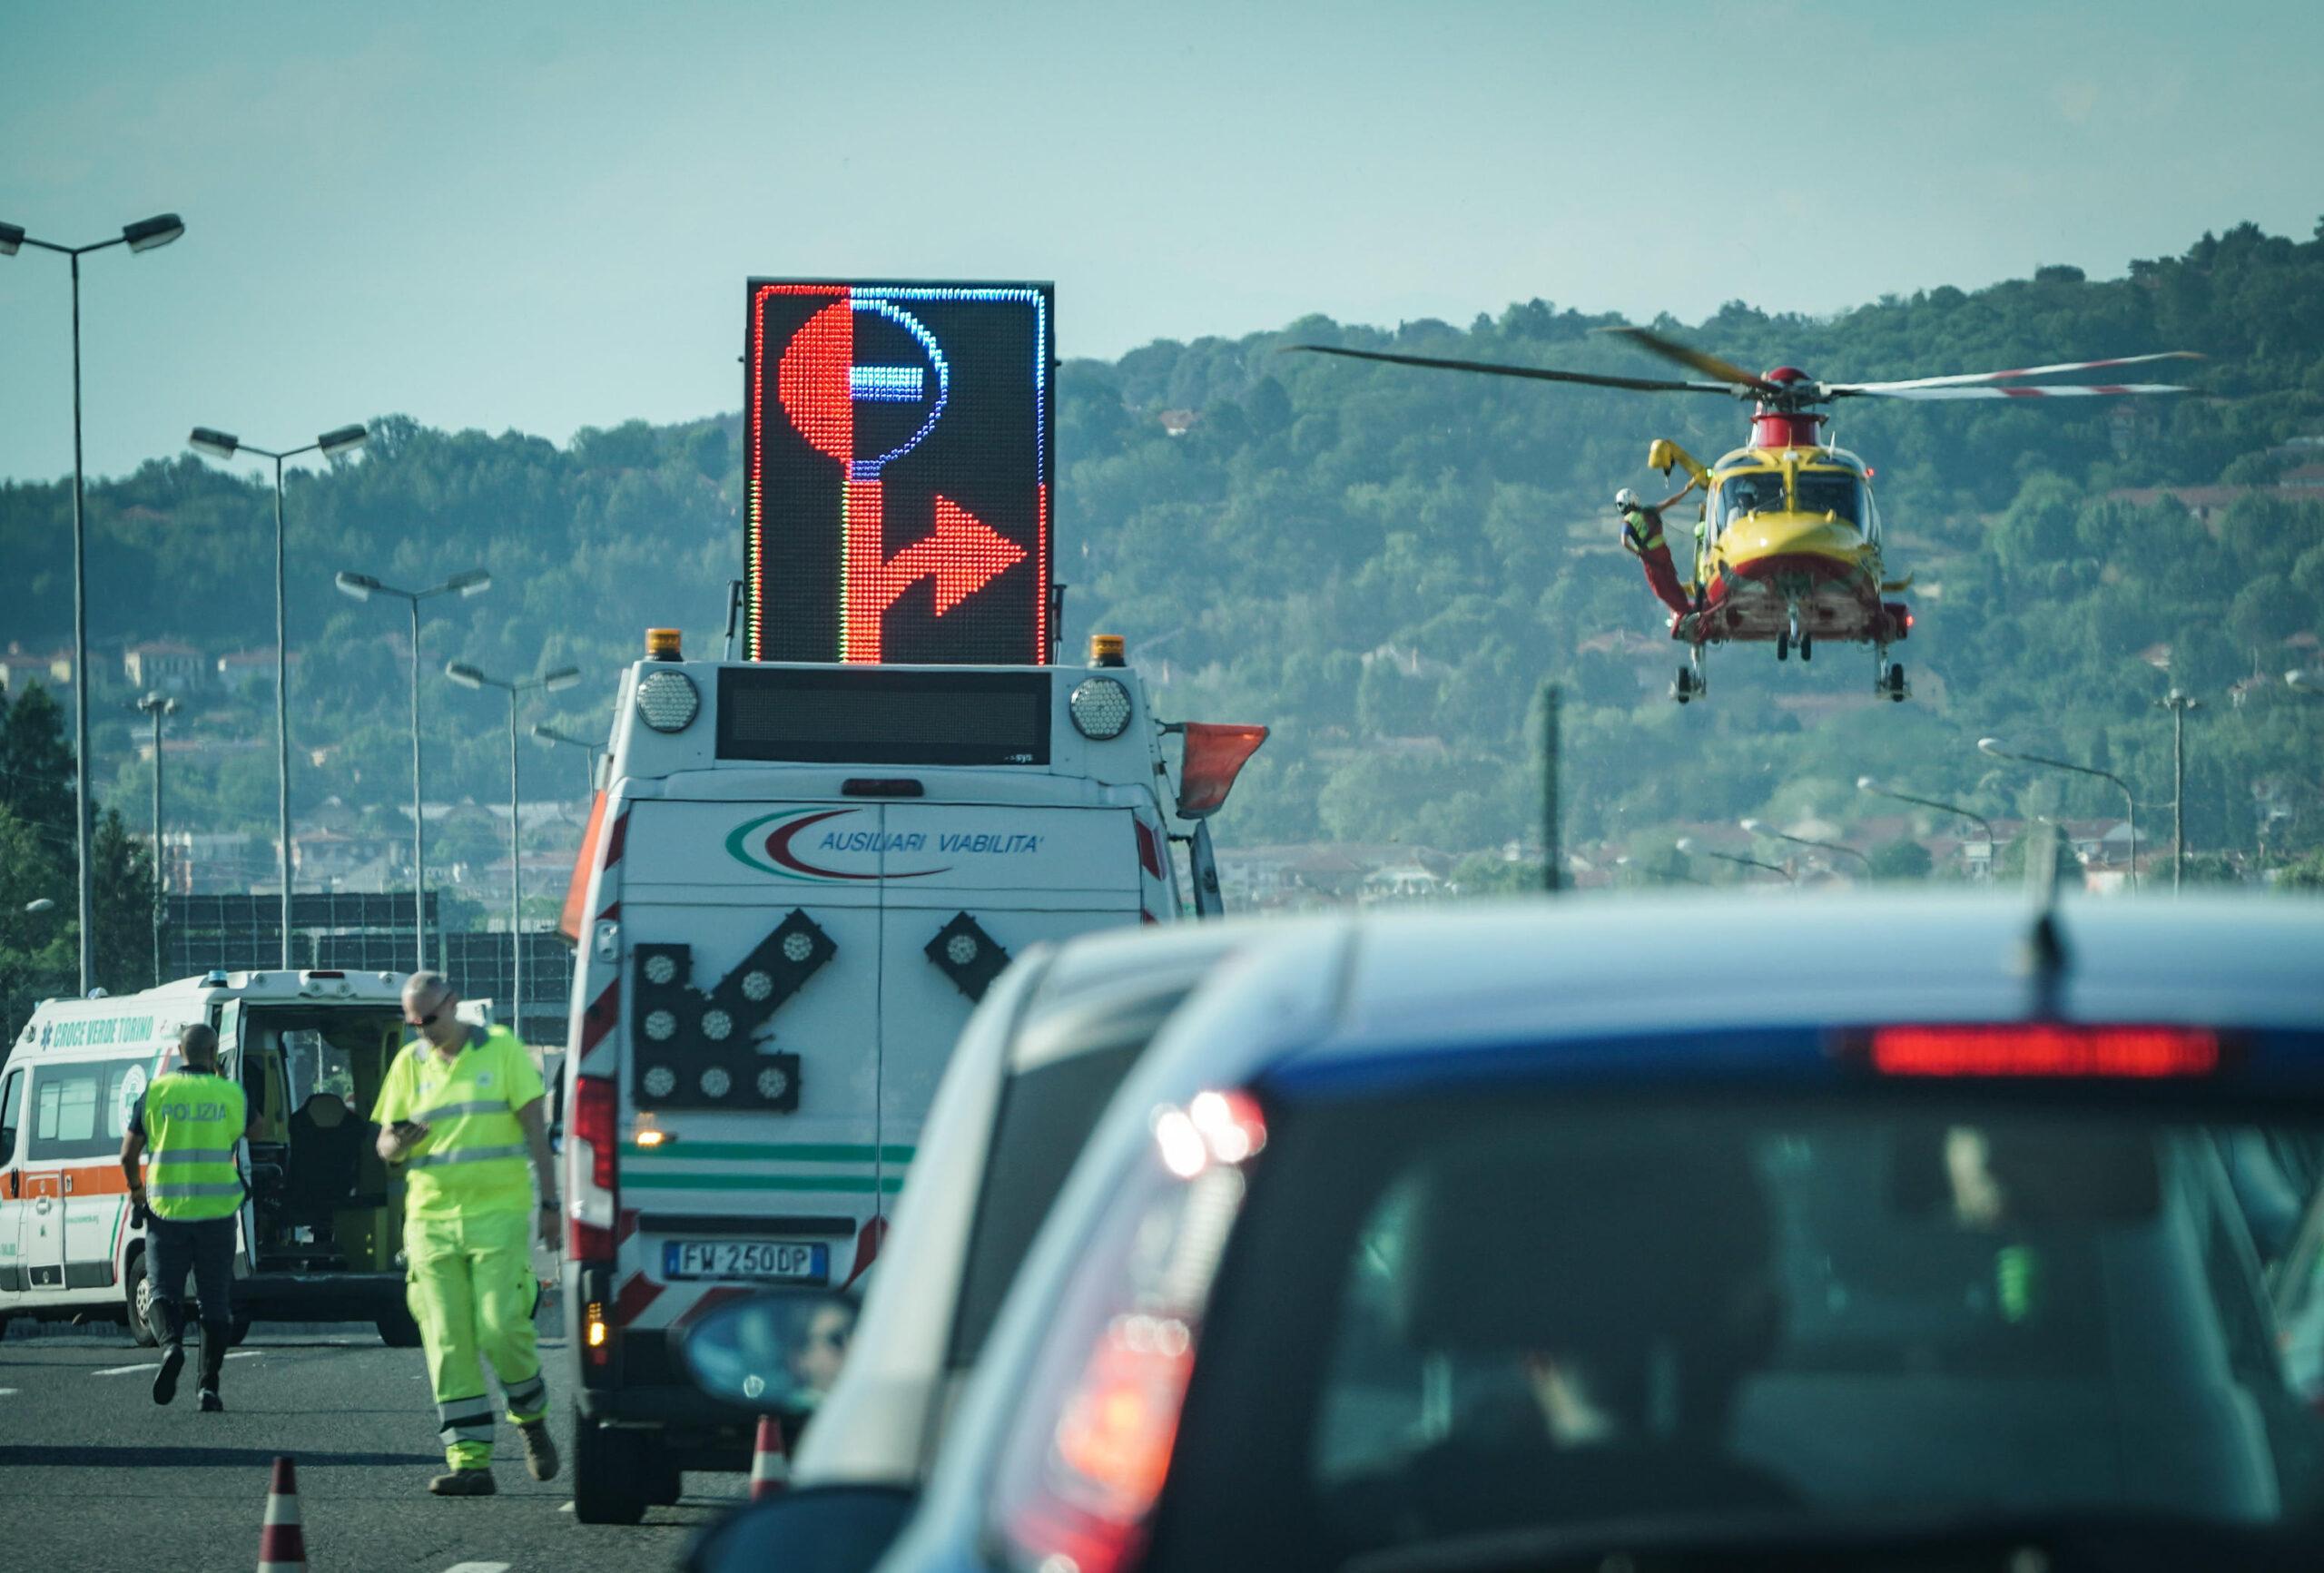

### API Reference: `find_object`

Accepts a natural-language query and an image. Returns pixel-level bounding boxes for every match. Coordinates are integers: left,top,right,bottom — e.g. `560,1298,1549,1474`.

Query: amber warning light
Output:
1864,1024,2222,1078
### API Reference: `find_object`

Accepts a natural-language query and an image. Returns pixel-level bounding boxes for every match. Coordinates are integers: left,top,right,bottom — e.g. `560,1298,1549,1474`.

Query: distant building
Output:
123,640,204,693
215,647,300,695
0,644,75,695
1157,408,1200,437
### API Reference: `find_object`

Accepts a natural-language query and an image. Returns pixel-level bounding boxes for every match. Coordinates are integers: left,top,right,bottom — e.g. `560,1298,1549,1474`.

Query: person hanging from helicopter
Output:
1616,479,1700,618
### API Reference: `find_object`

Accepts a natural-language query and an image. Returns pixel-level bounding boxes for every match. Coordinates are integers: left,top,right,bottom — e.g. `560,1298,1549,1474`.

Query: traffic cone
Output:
257,1455,308,1571
749,1415,788,1501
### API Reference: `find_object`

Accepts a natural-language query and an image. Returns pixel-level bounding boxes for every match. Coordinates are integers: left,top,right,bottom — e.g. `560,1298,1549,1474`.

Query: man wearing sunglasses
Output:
375,970,561,1496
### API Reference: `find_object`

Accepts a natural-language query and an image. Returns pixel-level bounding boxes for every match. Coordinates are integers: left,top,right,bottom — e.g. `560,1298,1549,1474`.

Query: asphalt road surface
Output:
0,1322,745,1572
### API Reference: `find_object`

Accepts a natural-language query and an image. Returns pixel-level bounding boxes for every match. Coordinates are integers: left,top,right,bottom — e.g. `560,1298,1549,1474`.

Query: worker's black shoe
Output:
428,1470,497,1497
152,1344,185,1406
198,1387,224,1413
517,1420,560,1482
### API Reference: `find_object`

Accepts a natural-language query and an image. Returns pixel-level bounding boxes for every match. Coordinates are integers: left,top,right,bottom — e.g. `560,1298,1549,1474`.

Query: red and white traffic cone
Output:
749,1415,788,1501
257,1455,308,1572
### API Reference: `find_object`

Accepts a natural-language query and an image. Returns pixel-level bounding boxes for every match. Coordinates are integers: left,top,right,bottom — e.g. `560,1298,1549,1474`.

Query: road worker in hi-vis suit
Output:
374,970,561,1496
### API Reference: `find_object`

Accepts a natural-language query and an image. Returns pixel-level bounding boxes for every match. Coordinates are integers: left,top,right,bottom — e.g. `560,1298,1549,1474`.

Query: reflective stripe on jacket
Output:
382,1026,543,1218
143,1070,247,1222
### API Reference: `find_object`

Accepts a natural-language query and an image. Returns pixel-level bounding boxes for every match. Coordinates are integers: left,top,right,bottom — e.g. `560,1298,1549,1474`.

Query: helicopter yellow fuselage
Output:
1649,439,1909,651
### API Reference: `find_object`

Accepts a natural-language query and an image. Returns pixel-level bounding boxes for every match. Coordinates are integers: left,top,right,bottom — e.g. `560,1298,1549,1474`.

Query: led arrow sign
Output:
745,281,1054,664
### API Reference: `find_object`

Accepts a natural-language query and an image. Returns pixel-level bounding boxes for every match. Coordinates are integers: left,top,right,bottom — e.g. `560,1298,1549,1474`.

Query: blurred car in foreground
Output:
680,922,1268,1569
822,893,2324,1573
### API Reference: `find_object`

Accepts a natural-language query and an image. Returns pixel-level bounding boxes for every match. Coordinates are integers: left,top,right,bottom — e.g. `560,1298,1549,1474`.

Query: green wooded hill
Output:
5,219,2323,878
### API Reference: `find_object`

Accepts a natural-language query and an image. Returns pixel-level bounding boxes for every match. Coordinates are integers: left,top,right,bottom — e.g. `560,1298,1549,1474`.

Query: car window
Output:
1157,1094,2324,1570
946,1038,1145,1369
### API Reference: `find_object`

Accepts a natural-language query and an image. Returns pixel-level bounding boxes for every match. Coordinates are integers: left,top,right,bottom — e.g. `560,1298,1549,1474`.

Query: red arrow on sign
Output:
843,486,1027,662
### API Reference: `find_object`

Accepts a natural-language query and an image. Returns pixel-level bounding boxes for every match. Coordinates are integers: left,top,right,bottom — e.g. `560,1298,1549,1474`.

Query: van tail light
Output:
1858,1024,2221,1078
990,1091,1262,1573
568,1075,618,1264
570,1219,616,1265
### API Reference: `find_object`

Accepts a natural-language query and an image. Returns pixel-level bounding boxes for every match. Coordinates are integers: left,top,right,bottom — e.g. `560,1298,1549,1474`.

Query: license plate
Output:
662,1240,830,1283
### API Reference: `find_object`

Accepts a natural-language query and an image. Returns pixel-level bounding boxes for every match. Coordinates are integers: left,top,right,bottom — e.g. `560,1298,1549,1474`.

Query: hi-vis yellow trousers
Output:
406,1209,547,1470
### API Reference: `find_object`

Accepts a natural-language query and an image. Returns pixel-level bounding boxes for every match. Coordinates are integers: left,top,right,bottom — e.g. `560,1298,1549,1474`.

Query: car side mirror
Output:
684,1483,919,1573
678,1287,859,1416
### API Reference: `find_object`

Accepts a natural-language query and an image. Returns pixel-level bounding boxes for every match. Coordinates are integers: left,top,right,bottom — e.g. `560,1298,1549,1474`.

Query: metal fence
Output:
162,895,575,1038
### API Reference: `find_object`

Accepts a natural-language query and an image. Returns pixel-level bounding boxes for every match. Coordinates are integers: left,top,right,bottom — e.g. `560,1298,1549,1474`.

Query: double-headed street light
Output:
133,693,177,985
1857,777,1997,881
1675,837,1793,883
336,569,492,969
531,723,603,795
447,662,582,1033
5,211,186,995
191,423,370,965
1740,817,1873,877
1977,737,2138,894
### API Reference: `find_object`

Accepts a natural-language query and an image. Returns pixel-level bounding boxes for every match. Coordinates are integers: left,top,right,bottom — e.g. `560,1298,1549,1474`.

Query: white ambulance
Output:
556,630,1263,1522
1,969,419,1345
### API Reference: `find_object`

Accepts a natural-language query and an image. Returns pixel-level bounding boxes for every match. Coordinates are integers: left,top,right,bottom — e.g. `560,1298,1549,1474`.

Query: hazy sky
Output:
1,0,2315,483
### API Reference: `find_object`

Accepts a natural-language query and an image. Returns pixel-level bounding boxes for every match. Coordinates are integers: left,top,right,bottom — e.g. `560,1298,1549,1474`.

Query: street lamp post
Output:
446,662,582,1033
4,213,186,995
134,693,177,985
1857,777,1997,881
1675,837,1793,883
336,569,491,970
1739,818,1873,877
192,424,370,967
532,723,603,795
2152,690,2203,894
1977,738,2139,894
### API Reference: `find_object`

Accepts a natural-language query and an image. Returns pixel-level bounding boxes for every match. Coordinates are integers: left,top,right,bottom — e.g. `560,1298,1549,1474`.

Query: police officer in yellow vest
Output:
119,1023,258,1411
375,971,562,1496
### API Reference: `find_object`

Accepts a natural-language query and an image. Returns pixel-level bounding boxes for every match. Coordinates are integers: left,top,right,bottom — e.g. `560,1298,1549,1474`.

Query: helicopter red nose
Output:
1764,365,1809,384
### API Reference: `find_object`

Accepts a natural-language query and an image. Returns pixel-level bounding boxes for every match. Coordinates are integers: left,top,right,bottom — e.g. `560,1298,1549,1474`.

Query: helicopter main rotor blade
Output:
1594,326,1774,394
1828,350,2202,393
1283,344,1736,395
1837,382,2195,401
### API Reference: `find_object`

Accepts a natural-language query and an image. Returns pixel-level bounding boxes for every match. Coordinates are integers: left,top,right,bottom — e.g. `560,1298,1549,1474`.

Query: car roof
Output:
1116,894,2324,1099
1006,919,1292,1074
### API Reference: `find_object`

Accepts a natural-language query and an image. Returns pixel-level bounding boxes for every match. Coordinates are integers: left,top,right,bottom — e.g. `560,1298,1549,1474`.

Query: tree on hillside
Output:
1,683,76,847
92,808,159,992
1869,840,1935,881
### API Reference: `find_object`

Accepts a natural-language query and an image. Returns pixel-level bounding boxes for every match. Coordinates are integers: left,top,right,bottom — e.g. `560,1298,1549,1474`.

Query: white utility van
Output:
556,632,1263,1522
1,969,420,1345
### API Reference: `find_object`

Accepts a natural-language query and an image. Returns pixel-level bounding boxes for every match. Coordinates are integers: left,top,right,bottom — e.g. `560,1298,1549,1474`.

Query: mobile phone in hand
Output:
392,1119,429,1144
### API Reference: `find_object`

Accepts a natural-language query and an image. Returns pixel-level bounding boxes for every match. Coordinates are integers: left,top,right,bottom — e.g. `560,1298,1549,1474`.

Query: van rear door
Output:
616,799,887,1263
214,1001,262,1273
876,802,1144,1199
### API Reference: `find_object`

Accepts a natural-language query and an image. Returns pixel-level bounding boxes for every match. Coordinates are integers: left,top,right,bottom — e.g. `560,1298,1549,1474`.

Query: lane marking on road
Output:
557,1500,574,1512
90,1352,262,1377
442,1563,512,1572
0,1387,17,1396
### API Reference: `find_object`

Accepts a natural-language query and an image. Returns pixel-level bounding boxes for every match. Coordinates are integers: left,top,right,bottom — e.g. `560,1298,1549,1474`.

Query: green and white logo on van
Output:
724,807,951,883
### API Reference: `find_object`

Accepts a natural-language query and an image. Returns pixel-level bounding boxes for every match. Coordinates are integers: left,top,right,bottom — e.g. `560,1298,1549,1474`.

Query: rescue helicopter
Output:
1289,329,2199,703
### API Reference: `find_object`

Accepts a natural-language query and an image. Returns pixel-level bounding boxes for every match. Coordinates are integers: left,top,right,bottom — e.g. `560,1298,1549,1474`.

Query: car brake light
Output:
573,1075,617,1191
1866,1024,2221,1078
992,1090,1262,1573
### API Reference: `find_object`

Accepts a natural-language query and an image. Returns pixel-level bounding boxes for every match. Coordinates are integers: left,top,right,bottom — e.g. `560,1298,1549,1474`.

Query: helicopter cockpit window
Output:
1717,471,1787,526
1796,470,1865,526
